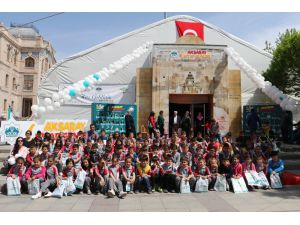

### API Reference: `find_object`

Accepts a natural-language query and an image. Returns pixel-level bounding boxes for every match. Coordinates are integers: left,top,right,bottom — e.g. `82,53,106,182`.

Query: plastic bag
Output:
245,171,258,186
28,179,40,195
62,177,76,194
7,177,21,196
125,182,132,192
257,171,270,188
52,183,65,198
231,177,248,193
195,178,208,192
74,170,86,189
270,173,283,189
180,179,191,194
214,175,227,192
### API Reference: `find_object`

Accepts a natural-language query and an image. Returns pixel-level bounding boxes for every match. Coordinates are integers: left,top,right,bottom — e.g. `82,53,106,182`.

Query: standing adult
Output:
280,111,292,143
147,111,156,138
169,111,181,135
125,107,136,137
194,112,204,137
86,124,99,143
23,130,35,148
246,108,261,142
181,111,192,139
156,110,165,137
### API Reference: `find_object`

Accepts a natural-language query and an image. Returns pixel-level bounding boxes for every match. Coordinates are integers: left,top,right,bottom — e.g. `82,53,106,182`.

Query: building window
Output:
22,98,32,117
25,57,35,68
23,75,34,91
4,99,7,111
5,74,9,87
12,77,16,90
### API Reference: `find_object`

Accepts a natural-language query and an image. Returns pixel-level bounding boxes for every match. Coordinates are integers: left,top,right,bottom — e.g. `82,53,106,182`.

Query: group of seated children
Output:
6,133,285,199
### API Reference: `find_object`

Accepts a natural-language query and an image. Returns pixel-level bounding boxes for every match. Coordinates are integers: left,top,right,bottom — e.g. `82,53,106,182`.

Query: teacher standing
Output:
125,107,136,137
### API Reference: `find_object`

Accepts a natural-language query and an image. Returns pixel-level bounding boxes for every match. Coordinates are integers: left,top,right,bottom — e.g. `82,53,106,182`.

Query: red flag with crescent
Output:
175,21,204,40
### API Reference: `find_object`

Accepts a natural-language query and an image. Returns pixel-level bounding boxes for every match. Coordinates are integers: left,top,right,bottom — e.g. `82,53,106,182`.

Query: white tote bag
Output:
195,178,208,192
270,173,283,189
125,182,132,192
7,177,21,196
245,171,257,186
62,177,76,194
52,183,65,198
28,179,40,195
180,179,191,194
214,175,227,192
231,177,248,193
257,172,270,187
74,170,86,189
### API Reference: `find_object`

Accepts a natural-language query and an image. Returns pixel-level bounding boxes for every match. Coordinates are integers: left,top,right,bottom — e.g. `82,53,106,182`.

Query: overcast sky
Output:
0,12,299,61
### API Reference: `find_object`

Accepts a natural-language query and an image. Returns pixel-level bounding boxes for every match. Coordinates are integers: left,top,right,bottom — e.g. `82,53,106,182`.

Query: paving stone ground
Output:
0,186,299,212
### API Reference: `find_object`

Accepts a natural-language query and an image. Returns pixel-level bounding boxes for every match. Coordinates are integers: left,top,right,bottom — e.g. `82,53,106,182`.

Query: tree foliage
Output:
263,29,300,97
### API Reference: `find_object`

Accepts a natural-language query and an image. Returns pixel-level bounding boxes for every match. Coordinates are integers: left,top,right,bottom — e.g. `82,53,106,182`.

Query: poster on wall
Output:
91,103,137,135
0,117,89,145
243,105,284,137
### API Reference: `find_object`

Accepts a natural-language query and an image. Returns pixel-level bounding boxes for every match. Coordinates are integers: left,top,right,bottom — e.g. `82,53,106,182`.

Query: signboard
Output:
58,84,135,105
243,105,283,137
91,103,137,135
0,118,89,145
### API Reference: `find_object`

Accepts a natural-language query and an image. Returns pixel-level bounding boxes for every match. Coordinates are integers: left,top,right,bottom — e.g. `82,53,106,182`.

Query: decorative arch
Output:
25,57,35,68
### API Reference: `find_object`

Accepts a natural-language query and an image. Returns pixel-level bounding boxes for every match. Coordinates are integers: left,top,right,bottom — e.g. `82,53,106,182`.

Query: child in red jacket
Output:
7,157,27,193
231,155,243,179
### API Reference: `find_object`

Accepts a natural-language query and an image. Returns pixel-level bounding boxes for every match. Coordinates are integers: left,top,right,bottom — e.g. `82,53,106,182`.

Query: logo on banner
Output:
170,50,179,58
0,119,21,145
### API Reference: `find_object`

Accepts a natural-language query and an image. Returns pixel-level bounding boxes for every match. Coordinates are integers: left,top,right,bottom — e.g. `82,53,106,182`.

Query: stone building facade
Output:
0,23,55,120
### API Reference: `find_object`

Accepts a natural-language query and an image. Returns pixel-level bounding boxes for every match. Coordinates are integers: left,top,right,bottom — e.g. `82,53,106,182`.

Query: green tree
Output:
263,29,300,97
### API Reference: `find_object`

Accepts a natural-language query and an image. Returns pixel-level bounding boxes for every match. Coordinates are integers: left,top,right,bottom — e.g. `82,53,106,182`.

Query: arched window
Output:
25,57,35,68
12,77,16,90
5,74,9,87
4,99,7,111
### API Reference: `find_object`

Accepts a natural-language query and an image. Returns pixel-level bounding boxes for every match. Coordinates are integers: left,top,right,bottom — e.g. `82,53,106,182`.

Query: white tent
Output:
37,15,299,124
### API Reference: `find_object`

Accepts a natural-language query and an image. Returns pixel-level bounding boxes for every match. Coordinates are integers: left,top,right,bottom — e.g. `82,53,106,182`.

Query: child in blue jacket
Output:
267,151,284,182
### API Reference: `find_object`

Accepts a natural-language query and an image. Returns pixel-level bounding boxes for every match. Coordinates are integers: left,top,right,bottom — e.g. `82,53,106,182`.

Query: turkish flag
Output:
175,21,204,40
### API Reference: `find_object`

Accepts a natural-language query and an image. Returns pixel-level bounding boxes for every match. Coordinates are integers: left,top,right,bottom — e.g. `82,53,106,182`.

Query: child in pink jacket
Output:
241,155,257,190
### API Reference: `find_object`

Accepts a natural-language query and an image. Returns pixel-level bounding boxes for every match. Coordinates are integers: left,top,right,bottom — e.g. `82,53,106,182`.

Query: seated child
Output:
80,157,93,195
52,145,63,174
193,158,211,190
267,151,284,182
135,154,152,194
208,162,219,190
126,147,138,166
241,155,257,190
33,156,60,199
113,145,126,167
25,145,38,168
93,157,109,195
231,155,243,179
121,157,136,194
107,157,127,198
218,158,233,190
175,157,196,193
39,145,50,166
160,154,176,193
69,144,82,169
150,156,162,192
88,143,101,167
171,145,181,169
25,156,46,199
255,156,267,174
180,144,192,167
62,158,77,196
7,157,27,193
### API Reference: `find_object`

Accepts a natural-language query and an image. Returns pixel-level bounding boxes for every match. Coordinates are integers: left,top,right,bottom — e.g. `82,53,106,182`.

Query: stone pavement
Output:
0,186,299,212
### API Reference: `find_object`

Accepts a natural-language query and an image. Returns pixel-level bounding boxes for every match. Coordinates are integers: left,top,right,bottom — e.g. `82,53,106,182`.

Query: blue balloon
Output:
69,89,77,97
93,73,100,80
279,96,284,101
83,80,90,87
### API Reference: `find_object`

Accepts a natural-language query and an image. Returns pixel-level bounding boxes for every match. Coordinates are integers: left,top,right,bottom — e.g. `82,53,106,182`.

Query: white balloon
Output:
53,101,61,108
38,106,46,113
58,91,65,99
47,105,54,111
44,98,52,105
60,99,64,104
52,93,60,102
264,81,272,87
286,104,293,111
31,105,39,113
63,94,71,102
